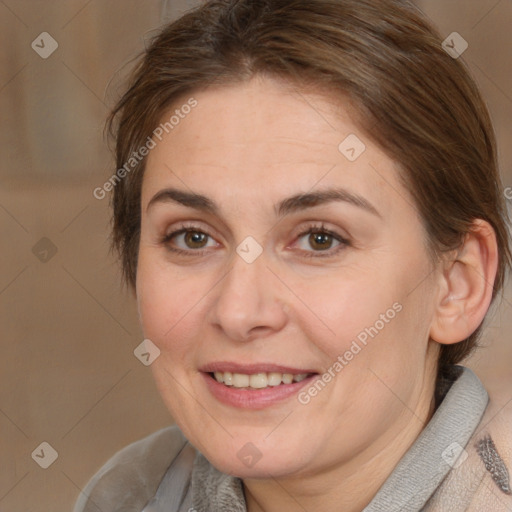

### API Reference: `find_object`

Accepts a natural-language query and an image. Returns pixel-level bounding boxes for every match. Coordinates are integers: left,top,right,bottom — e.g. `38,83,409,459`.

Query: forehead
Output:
142,76,410,217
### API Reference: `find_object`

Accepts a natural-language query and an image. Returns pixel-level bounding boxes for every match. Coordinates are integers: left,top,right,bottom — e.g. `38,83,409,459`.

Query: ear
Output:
429,219,499,345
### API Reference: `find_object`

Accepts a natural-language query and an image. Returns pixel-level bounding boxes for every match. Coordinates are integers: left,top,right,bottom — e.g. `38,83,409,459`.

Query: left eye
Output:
296,230,342,252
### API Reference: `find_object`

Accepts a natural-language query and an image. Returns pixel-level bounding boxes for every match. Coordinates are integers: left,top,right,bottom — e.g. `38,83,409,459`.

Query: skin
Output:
136,75,497,512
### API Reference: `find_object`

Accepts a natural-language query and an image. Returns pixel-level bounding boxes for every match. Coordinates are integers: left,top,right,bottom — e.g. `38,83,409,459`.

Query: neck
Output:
243,369,438,512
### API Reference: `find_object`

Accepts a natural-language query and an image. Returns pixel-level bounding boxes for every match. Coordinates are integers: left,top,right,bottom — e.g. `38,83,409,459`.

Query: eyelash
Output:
160,222,351,258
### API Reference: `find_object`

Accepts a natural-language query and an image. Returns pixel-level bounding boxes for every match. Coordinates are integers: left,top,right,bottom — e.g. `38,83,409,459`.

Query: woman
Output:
75,0,512,510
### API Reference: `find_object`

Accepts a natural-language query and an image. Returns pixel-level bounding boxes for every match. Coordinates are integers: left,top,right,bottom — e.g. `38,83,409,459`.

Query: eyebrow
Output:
146,187,382,218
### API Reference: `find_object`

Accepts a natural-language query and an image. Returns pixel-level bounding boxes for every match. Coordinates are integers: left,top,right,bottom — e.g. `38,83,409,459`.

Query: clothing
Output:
73,366,512,511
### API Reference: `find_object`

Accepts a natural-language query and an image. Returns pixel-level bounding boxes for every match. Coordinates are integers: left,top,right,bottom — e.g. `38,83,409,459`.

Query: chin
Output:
199,439,311,480
210,454,299,480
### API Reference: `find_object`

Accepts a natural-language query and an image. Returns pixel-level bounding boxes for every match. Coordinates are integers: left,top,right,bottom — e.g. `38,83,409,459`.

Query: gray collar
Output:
362,366,488,511
185,366,488,511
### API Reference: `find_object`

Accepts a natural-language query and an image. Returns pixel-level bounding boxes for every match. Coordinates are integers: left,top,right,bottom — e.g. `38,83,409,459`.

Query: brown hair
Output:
108,0,511,371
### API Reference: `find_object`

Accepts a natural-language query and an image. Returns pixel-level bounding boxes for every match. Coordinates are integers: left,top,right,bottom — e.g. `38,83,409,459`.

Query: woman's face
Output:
137,76,441,479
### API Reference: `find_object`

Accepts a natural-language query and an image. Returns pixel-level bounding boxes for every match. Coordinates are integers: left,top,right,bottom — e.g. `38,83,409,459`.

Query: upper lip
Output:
199,362,318,375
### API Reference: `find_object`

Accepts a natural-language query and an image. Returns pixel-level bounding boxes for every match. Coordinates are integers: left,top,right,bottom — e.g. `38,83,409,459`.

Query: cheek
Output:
136,253,203,350
295,259,432,373
285,264,403,359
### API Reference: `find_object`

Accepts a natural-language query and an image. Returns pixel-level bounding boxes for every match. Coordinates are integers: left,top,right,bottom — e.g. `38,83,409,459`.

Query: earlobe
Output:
429,219,498,345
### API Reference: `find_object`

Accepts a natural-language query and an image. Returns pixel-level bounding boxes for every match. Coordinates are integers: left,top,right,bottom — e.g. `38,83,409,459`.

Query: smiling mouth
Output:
209,371,316,389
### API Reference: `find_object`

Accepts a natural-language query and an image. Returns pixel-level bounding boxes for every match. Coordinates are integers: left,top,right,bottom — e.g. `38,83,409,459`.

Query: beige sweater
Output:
74,366,512,511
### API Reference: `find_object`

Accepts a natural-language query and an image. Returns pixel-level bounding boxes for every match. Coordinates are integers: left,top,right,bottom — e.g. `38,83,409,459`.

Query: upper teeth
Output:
213,371,309,388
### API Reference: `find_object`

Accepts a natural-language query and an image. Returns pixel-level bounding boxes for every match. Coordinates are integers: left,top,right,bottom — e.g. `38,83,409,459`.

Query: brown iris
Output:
184,231,208,249
308,232,333,251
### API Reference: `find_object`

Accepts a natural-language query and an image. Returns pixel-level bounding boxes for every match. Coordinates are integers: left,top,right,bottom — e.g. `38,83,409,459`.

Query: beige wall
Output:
1,1,511,510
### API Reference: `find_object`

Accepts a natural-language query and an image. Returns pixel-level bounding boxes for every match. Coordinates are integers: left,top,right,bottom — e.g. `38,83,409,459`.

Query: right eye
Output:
162,226,219,254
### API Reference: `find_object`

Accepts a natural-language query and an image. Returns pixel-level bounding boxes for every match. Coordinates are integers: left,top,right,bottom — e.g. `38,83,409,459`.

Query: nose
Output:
208,250,288,343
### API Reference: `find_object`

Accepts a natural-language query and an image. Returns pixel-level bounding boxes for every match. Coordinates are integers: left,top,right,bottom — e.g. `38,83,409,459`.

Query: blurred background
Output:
1,1,511,510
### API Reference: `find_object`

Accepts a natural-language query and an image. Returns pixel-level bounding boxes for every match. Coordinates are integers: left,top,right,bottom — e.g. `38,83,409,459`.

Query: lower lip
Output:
202,372,318,409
